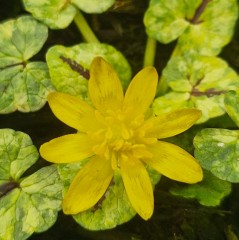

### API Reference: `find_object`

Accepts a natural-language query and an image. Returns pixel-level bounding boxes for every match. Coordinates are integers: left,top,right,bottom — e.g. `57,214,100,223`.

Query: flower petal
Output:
63,156,113,214
120,156,154,220
144,141,203,183
123,67,158,119
40,134,94,163
144,109,201,139
48,92,102,132
88,57,124,112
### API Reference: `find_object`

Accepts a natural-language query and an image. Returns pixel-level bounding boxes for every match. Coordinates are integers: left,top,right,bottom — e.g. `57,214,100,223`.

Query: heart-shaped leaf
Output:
194,128,239,182
0,129,62,240
58,162,160,230
153,56,239,123
22,0,115,29
72,0,115,14
0,15,48,66
0,16,53,113
46,43,132,99
0,129,39,180
144,0,238,56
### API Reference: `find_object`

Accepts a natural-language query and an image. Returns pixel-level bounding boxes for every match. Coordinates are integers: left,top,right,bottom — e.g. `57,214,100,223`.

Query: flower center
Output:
89,110,157,169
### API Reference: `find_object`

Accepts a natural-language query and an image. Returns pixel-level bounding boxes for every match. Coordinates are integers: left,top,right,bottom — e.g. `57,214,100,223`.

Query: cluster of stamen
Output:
89,110,157,169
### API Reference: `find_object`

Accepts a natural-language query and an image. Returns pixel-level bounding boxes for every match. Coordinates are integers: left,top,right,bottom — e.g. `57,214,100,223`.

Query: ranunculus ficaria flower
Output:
40,57,203,220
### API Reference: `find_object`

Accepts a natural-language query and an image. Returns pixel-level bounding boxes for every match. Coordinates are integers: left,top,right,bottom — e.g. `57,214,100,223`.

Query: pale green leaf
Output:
144,0,238,56
194,128,239,182
46,43,131,99
0,15,48,66
0,16,53,113
0,166,62,240
58,161,160,230
153,92,191,114
22,0,77,29
0,129,63,240
170,170,232,206
74,172,136,230
73,0,115,13
177,0,238,56
22,0,115,29
0,62,54,113
153,56,239,123
0,129,38,180
144,0,193,43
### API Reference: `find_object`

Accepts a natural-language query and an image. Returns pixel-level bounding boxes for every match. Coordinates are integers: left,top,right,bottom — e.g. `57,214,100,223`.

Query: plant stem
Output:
143,37,157,67
74,10,100,43
157,76,168,96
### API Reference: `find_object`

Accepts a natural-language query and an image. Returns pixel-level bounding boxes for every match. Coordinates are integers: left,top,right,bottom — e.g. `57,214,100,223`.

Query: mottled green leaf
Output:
46,43,131,99
0,129,39,180
170,170,232,206
0,166,62,240
74,172,136,230
144,0,193,43
0,16,53,113
224,91,239,128
194,128,239,182
73,0,115,14
153,92,191,113
0,62,53,113
0,15,48,66
22,0,115,29
144,0,238,56
0,129,62,240
22,0,77,29
58,161,160,230
153,56,239,123
18,166,62,232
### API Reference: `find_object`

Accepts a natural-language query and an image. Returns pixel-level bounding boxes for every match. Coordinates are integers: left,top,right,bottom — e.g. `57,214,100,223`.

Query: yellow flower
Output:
40,57,203,220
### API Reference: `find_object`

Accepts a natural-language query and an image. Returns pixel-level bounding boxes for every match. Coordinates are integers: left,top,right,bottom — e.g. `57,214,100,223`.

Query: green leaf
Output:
0,129,39,180
0,15,48,66
170,170,232,206
194,128,239,182
22,0,115,29
22,0,77,29
153,92,191,113
19,166,62,232
72,0,115,13
0,166,62,240
144,0,238,56
0,129,62,240
224,91,239,128
46,43,132,99
58,161,160,230
153,56,239,123
177,0,238,56
0,16,53,113
144,0,192,43
74,172,136,230
0,62,53,113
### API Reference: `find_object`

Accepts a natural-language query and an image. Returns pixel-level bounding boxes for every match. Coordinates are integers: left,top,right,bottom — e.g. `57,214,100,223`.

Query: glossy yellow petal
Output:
144,141,203,183
48,92,102,132
144,109,202,139
63,156,113,214
40,134,94,163
88,57,124,112
120,156,154,220
123,67,158,119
